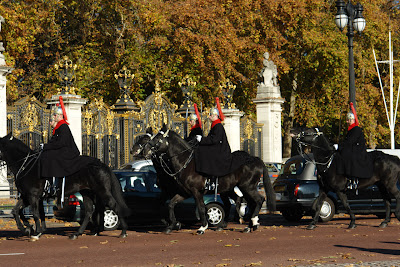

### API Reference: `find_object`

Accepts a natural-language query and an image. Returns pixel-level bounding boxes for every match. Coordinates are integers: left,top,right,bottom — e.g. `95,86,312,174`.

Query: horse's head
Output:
0,133,30,164
290,127,323,145
131,128,153,157
143,126,170,158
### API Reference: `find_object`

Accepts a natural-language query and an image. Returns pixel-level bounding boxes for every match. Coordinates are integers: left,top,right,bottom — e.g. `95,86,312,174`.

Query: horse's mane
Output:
7,135,31,155
168,130,192,150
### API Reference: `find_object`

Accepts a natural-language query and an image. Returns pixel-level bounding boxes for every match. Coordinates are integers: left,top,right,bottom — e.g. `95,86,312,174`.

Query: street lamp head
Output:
335,0,348,31
353,3,366,33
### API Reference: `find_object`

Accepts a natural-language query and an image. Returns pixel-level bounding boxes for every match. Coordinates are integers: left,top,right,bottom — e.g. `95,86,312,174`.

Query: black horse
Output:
131,128,192,233
291,127,400,230
0,133,130,240
142,126,276,234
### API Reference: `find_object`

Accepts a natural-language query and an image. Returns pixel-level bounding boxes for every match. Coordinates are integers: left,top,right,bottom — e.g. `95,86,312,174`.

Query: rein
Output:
12,150,43,180
150,130,196,178
295,129,336,172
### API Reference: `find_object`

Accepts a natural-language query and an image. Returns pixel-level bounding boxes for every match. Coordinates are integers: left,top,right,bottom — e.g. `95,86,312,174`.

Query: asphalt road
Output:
1,214,400,267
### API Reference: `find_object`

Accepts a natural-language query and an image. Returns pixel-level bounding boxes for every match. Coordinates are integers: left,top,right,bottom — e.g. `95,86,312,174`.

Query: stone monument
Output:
253,52,284,163
0,16,13,196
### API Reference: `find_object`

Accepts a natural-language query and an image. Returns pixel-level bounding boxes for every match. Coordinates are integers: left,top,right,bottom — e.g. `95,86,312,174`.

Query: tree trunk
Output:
282,76,297,159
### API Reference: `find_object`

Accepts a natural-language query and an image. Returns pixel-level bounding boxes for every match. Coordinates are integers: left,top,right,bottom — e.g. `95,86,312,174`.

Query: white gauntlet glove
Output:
196,135,202,142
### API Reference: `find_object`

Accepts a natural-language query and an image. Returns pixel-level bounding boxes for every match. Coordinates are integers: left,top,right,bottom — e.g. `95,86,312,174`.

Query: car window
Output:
282,158,304,175
139,165,156,173
278,156,316,181
265,163,278,173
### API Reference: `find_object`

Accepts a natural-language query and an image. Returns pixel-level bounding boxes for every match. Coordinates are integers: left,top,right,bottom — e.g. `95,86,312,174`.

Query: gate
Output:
240,115,263,158
6,96,51,149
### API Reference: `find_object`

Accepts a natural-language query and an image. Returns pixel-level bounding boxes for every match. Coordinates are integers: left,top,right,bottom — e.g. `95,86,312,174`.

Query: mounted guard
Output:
185,103,203,143
194,97,244,178
40,96,95,198
337,102,373,183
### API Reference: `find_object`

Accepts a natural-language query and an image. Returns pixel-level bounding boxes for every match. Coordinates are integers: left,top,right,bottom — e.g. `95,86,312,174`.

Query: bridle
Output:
149,130,195,177
0,149,43,180
294,128,336,171
132,133,153,156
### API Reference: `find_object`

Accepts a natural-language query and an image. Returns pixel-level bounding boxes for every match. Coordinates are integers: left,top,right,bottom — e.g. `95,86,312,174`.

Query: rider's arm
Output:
199,124,224,146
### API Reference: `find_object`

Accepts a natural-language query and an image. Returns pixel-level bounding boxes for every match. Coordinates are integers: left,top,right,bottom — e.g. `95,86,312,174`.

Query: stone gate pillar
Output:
0,16,13,196
47,94,87,153
222,108,244,152
253,52,284,163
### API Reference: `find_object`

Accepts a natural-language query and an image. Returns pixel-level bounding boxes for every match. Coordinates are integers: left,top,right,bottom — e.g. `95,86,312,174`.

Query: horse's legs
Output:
307,190,328,230
242,190,264,233
192,191,208,235
163,194,185,234
39,200,47,232
217,192,232,230
11,199,32,236
70,195,95,240
29,197,45,240
385,182,400,223
336,191,356,229
376,184,392,228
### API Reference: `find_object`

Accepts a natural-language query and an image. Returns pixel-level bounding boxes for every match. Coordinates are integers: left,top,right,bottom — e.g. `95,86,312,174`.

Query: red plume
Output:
216,97,224,121
194,103,202,128
350,102,359,126
59,96,68,123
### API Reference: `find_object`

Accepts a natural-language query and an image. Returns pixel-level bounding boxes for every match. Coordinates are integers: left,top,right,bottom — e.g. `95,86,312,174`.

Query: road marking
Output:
0,253,25,256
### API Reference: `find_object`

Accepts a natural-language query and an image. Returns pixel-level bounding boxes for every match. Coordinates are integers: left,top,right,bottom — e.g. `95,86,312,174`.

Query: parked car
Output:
264,162,282,184
120,159,156,173
273,154,399,222
54,169,229,230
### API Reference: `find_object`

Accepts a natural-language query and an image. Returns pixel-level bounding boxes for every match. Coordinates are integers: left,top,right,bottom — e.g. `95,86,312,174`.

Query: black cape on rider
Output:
40,97,97,178
194,97,244,177
337,102,373,179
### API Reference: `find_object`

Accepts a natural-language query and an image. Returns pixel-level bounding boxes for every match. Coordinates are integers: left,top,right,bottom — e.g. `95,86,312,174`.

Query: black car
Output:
55,170,229,230
273,154,398,222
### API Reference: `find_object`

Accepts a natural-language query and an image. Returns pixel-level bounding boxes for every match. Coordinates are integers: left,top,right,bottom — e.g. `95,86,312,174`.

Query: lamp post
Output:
113,66,138,112
55,56,77,95
220,78,236,109
335,0,366,110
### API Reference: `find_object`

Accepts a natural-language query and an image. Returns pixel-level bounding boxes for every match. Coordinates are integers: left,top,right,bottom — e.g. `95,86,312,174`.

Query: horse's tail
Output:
262,165,276,212
109,170,132,218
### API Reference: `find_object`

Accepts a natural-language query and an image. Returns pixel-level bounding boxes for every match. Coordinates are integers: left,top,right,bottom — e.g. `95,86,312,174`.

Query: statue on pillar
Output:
258,52,278,88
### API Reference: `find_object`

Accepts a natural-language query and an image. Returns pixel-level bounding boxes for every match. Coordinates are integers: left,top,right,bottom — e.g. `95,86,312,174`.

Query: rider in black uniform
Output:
185,103,203,143
337,102,373,179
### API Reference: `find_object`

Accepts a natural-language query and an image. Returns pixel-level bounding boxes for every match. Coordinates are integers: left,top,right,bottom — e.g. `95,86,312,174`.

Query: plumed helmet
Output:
210,107,219,116
347,112,355,120
52,105,63,116
189,113,197,121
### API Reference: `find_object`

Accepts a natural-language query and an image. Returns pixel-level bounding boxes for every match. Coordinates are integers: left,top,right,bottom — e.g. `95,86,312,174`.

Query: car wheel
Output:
319,198,335,222
104,209,119,231
206,203,225,227
281,208,304,222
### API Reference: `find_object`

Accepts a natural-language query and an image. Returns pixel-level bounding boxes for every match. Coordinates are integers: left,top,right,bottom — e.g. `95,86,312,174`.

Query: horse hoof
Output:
119,233,128,238
243,227,251,233
215,226,224,232
239,218,245,224
379,222,388,228
173,222,182,231
348,224,357,229
196,230,205,235
307,224,317,230
252,225,259,232
69,234,78,240
163,228,172,234
29,235,40,242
